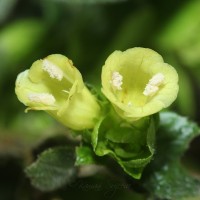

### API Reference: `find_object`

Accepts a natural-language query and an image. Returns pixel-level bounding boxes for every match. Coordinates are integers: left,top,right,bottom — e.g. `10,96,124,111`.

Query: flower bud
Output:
101,47,179,121
15,54,101,130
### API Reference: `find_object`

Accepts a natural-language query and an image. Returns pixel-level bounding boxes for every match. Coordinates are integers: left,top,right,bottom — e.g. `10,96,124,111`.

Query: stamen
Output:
42,59,63,81
62,90,70,94
110,71,123,90
143,73,164,96
149,73,164,86
143,85,159,96
28,93,56,105
127,101,132,107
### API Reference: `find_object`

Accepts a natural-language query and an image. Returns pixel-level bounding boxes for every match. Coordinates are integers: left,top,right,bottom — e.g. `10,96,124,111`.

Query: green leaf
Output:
75,146,96,166
143,112,200,199
91,111,157,179
25,146,77,191
155,112,199,165
146,163,200,200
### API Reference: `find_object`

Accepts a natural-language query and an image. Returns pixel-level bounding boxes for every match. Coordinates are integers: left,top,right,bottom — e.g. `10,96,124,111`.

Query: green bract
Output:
15,54,100,130
101,47,179,121
91,110,157,179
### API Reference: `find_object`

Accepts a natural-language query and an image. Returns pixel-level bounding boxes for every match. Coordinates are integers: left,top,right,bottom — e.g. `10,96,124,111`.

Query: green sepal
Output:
91,109,157,179
75,146,97,166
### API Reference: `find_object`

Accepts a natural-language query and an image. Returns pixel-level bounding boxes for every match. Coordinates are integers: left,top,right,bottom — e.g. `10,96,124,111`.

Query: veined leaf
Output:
26,146,76,191
143,112,200,199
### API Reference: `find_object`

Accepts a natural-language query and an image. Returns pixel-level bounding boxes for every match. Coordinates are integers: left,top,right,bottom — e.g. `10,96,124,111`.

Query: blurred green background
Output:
1,0,200,199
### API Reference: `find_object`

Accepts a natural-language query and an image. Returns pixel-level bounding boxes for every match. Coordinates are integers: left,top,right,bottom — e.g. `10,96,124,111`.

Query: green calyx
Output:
91,108,157,179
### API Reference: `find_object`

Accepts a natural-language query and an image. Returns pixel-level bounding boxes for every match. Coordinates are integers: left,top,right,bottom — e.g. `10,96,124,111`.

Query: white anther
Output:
28,93,56,105
42,59,63,81
143,73,164,96
127,101,132,107
149,73,164,86
143,85,159,96
110,71,123,90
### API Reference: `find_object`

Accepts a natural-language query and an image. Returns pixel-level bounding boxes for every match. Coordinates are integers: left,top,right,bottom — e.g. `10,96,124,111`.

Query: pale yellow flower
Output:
101,47,179,121
15,54,101,130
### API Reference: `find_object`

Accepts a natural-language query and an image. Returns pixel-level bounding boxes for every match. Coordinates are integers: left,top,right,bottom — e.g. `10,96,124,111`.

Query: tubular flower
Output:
15,54,101,130
101,47,179,121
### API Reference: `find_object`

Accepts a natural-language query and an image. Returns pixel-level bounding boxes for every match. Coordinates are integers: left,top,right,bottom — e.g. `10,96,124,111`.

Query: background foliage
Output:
1,0,200,199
